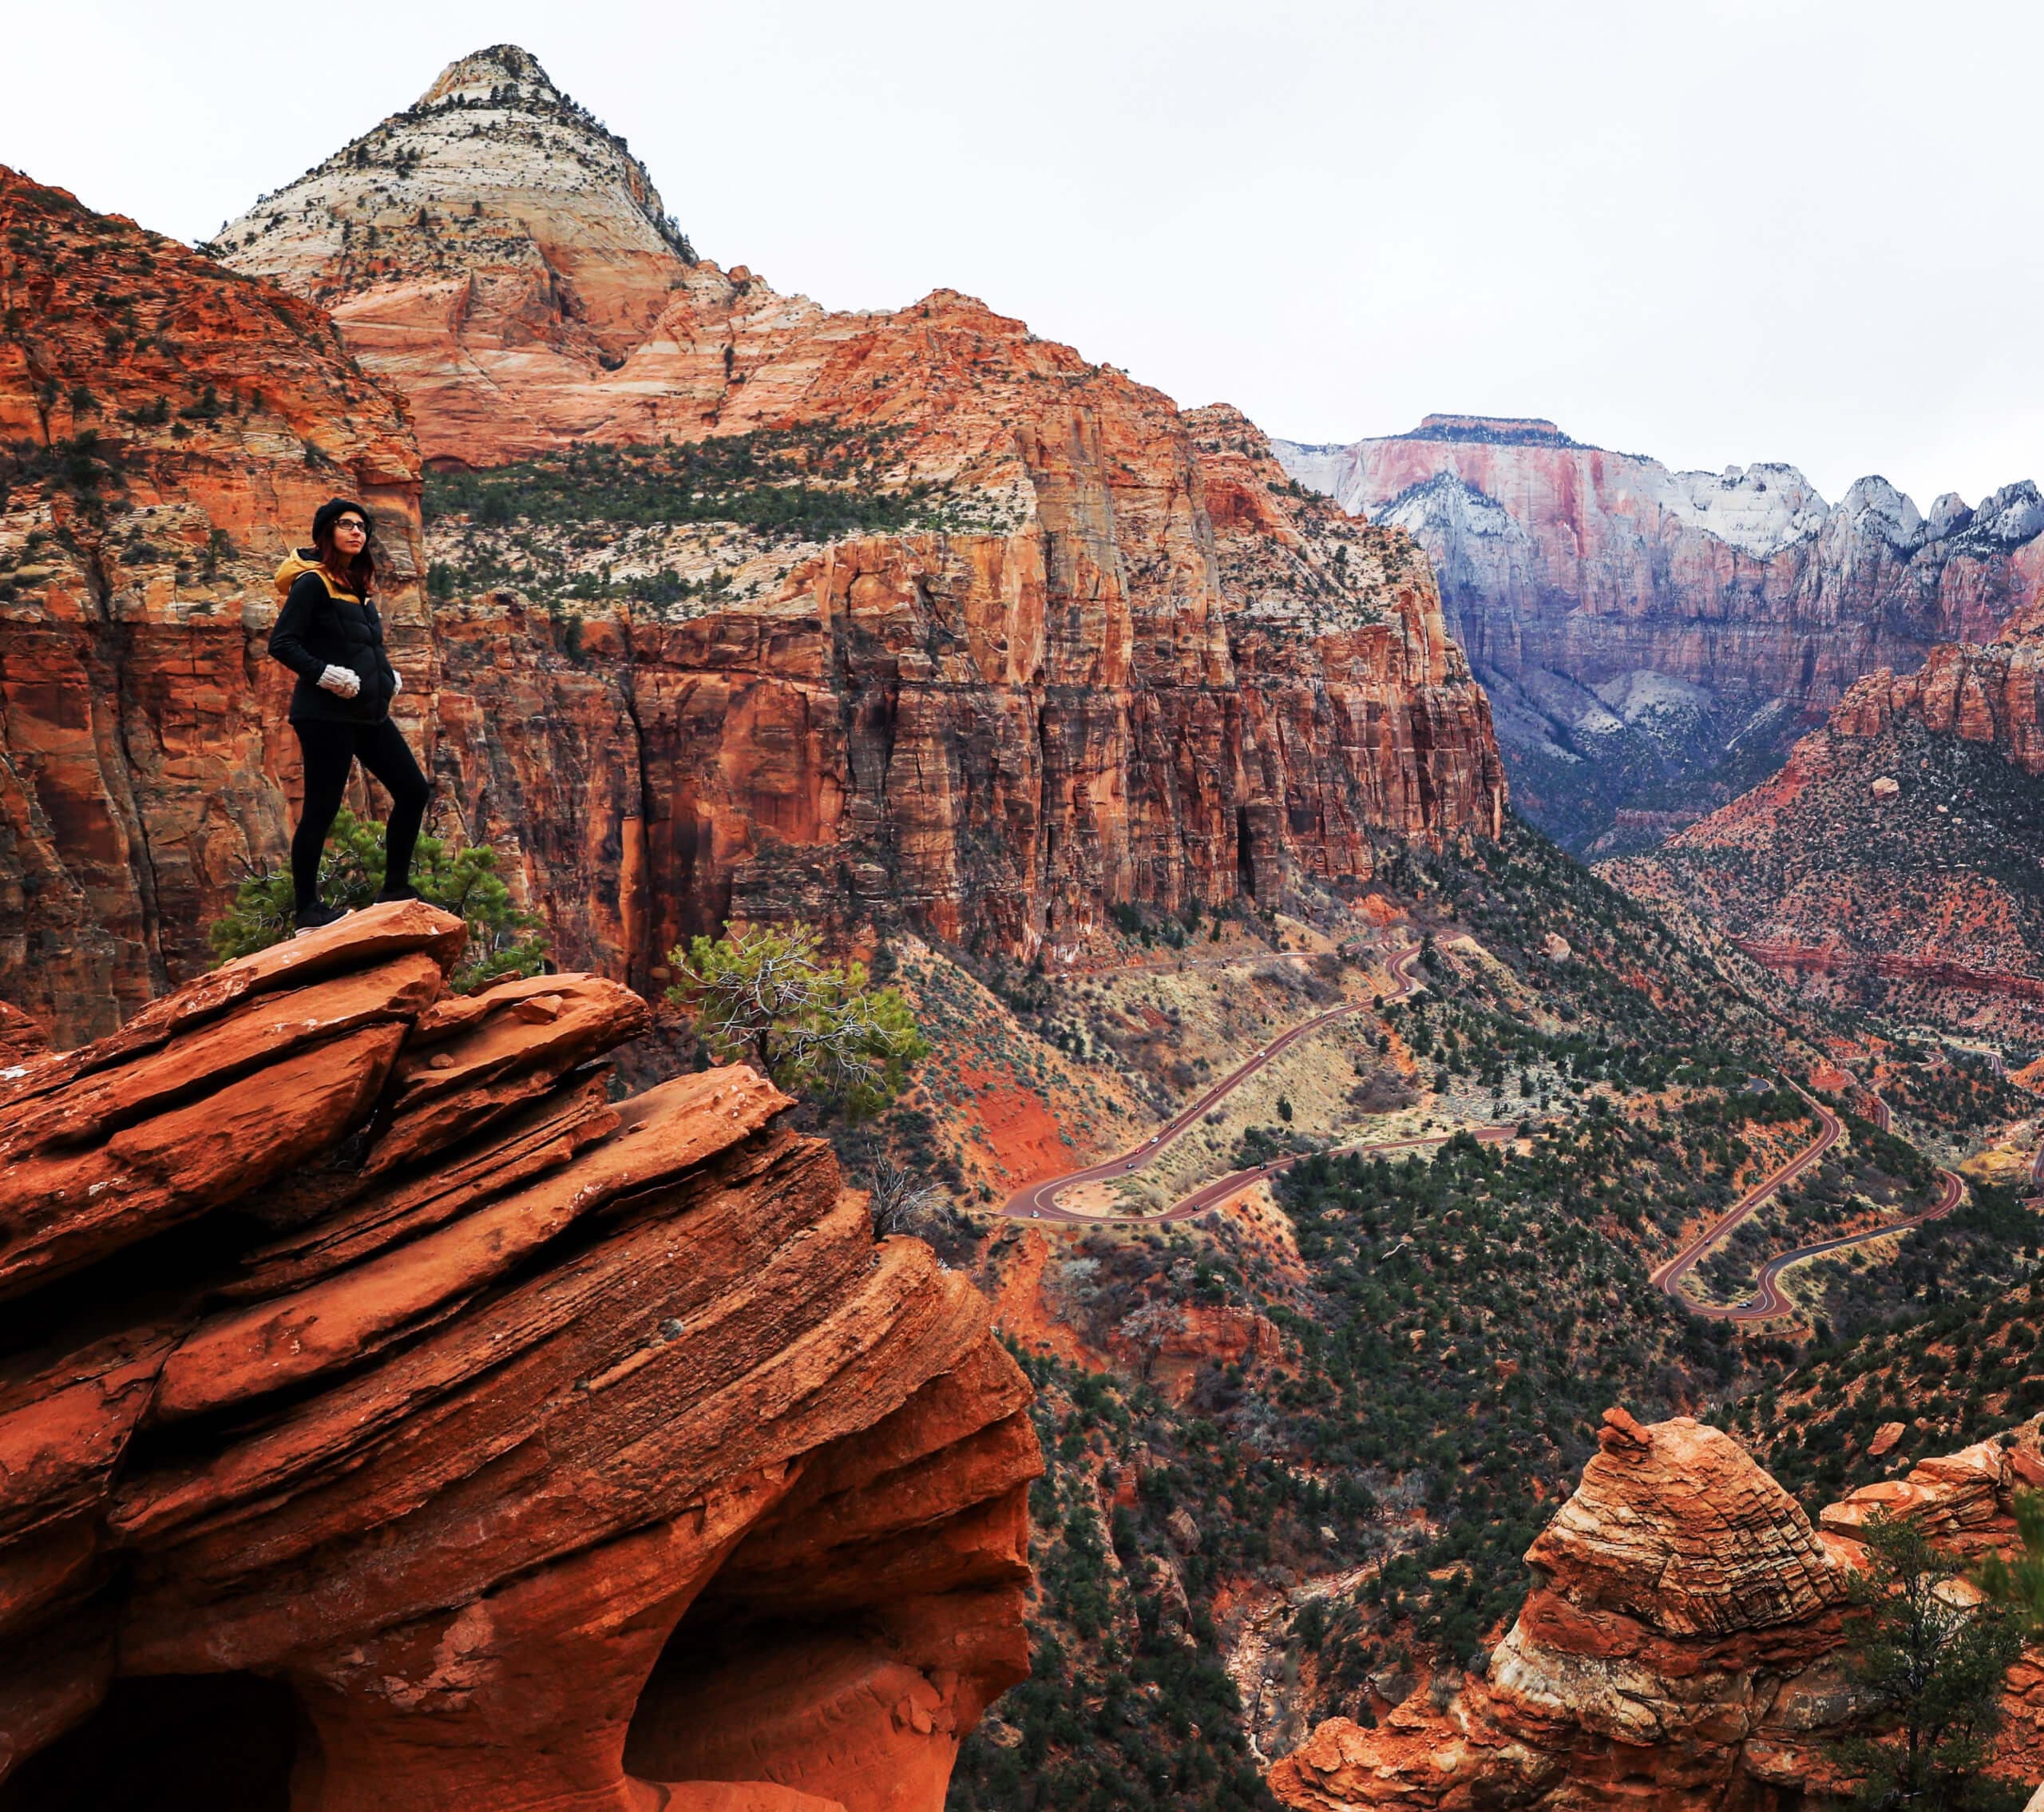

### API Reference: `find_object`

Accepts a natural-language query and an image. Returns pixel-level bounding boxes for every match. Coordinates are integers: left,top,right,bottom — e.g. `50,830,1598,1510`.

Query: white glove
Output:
317,664,361,699
390,668,403,696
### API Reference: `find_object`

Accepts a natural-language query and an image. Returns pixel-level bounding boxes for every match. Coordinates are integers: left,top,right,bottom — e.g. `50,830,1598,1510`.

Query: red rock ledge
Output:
0,902,1039,1812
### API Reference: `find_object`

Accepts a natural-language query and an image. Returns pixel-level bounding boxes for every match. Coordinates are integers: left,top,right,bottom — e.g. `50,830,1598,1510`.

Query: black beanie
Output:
312,497,374,541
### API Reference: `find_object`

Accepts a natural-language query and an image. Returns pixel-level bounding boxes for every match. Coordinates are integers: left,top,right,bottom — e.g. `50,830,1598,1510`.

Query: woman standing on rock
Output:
267,497,431,932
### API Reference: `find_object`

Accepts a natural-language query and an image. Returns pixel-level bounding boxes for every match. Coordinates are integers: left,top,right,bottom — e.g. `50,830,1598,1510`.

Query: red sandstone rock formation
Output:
1609,604,2044,1038
1267,1408,2043,1810
0,902,1038,1812
209,50,1504,968
2,61,1505,1045
1280,416,2044,711
0,165,427,1041
212,44,695,467
1824,599,2044,775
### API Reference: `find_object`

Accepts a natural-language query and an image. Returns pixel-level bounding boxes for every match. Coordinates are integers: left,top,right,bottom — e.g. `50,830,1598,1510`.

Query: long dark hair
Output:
314,512,376,597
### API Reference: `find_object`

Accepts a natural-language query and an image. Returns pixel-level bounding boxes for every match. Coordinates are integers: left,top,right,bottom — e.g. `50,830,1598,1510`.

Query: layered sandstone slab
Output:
0,905,1039,1812
1268,1408,2044,1810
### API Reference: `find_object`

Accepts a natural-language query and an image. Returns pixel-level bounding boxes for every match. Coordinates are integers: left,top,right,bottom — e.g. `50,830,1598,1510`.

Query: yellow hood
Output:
273,551,357,601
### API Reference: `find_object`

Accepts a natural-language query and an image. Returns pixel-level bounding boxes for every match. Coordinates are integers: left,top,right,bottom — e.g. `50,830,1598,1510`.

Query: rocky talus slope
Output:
1,49,1505,1045
1267,1407,2044,1810
1277,416,2044,851
1610,602,2044,1041
0,902,1037,1812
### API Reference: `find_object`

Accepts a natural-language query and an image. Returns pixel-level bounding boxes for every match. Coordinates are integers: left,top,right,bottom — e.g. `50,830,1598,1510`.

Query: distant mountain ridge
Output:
1276,418,2044,852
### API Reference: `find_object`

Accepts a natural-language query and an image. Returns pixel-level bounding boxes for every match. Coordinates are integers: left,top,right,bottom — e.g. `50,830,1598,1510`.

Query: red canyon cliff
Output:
0,163,426,1039
0,47,1503,1045
1278,417,2044,850
0,901,1037,1812
1269,1407,2044,1810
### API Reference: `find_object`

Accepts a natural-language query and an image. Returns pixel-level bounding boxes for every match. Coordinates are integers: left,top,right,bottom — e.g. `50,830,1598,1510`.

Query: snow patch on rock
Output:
1662,462,1830,559
1594,669,1714,725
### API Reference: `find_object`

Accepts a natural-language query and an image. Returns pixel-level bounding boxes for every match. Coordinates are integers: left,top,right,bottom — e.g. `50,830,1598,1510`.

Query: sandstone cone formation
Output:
2,55,1507,1045
0,902,1038,1812
1269,1407,2044,1810
213,44,695,466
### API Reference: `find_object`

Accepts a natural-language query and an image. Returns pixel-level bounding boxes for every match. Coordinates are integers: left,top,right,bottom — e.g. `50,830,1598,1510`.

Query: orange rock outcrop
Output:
1824,599,2044,775
1267,1408,2044,1810
2,57,1506,1045
0,903,1038,1812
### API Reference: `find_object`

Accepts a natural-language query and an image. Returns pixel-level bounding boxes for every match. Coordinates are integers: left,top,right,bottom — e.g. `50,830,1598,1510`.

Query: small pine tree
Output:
208,807,547,993
666,921,928,1118
1975,1486,2044,1639
1830,1509,2025,1810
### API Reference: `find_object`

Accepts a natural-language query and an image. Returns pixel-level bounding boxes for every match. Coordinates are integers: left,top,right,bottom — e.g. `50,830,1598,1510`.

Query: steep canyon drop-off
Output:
0,46,1503,1044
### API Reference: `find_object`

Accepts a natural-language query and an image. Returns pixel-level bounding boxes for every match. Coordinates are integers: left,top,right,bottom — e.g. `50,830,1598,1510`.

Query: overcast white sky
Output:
7,0,2039,506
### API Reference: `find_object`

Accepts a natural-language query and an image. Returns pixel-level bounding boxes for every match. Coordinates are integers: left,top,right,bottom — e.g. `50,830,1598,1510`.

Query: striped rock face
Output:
1275,418,2044,853
1609,603,2044,1044
6,53,1507,1048
1268,1406,2044,1811
0,902,1040,1812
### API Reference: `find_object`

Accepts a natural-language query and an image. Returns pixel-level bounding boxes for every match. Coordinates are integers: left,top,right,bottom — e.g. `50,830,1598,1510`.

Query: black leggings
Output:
291,718,432,910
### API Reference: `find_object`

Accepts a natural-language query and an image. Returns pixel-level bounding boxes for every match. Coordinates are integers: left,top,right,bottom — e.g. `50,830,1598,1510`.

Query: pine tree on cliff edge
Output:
1829,1510,2023,1810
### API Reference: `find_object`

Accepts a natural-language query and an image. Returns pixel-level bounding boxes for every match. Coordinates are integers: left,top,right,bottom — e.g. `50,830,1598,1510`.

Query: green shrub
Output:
207,807,547,993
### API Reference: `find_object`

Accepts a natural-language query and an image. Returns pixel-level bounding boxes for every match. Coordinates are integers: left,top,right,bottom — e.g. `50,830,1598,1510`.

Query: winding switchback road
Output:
1006,945,1499,1224
1653,1082,1964,1322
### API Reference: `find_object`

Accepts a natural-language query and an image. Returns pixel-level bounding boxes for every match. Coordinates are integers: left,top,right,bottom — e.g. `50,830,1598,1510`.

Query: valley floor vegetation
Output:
949,817,2044,1809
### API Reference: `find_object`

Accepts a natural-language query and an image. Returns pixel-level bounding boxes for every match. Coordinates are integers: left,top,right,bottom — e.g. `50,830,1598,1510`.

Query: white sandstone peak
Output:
1837,477,1925,549
1663,461,1829,560
215,40,695,343
422,44,563,107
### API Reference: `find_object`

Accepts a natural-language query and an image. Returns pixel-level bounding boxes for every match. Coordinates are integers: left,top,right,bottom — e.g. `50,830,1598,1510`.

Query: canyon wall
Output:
0,50,1503,1046
1610,605,2044,1040
0,902,1037,1812
0,164,428,1041
1270,1406,2044,1810
1277,416,2044,850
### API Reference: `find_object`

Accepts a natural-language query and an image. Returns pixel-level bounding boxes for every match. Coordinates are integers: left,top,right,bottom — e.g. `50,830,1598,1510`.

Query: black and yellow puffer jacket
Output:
267,551,399,725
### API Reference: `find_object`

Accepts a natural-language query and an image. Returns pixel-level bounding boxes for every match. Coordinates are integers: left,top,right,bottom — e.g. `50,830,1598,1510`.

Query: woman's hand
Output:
317,664,362,699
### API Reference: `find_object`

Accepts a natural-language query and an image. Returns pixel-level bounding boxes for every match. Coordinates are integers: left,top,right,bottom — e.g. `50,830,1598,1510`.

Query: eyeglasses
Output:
335,520,368,535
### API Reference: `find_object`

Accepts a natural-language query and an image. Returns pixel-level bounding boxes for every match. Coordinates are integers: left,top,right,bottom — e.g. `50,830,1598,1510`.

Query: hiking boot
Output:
374,883,422,903
293,901,351,936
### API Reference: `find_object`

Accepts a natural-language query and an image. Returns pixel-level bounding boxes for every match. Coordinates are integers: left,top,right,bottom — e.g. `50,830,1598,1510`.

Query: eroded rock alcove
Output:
0,902,1038,1812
